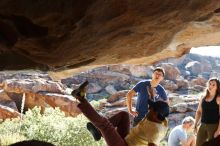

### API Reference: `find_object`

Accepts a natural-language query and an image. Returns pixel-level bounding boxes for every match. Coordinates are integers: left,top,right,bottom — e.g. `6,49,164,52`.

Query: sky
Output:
190,46,220,57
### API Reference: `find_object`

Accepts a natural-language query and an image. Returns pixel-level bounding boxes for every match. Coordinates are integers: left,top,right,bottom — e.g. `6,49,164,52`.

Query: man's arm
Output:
126,89,138,117
186,134,196,146
181,136,196,146
180,139,188,146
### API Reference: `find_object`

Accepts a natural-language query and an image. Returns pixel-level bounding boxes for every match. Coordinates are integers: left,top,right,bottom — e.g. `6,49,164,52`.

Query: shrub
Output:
0,107,106,146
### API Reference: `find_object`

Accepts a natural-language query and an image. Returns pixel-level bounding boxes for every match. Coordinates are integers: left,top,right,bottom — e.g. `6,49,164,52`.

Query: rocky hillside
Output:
61,53,220,127
0,53,219,128
63,53,220,96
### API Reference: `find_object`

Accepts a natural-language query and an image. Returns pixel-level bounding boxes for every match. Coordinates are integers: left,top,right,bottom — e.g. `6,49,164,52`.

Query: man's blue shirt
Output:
133,80,168,119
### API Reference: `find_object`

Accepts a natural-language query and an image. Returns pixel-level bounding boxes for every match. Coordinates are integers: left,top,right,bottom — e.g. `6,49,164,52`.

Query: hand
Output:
128,110,138,117
214,130,220,138
216,96,220,104
193,126,198,134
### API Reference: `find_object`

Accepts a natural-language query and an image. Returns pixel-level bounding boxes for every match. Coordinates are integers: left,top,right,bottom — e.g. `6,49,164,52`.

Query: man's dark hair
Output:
153,67,165,77
148,100,169,121
9,140,55,146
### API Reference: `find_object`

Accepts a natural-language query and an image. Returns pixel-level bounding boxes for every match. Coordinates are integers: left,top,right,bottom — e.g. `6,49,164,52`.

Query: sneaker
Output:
86,122,101,141
71,81,89,101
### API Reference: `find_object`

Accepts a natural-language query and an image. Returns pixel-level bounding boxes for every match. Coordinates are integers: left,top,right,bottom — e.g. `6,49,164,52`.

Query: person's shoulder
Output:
172,125,183,132
138,80,150,84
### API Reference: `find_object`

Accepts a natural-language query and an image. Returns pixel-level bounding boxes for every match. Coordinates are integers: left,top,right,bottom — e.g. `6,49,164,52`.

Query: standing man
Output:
126,66,168,126
168,116,196,146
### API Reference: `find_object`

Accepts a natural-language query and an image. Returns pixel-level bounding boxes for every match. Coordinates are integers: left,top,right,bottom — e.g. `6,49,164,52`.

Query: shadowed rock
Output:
0,71,81,119
0,0,220,71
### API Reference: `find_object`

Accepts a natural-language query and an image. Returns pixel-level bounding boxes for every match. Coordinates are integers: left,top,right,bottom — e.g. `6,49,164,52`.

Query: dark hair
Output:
153,67,165,77
148,100,169,121
9,140,55,146
204,77,220,99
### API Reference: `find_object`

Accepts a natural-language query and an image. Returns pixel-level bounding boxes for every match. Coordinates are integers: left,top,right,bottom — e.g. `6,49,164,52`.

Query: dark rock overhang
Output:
0,0,220,72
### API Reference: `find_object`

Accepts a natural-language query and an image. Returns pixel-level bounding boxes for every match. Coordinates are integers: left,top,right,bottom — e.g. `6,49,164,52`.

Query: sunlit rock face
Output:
0,0,220,71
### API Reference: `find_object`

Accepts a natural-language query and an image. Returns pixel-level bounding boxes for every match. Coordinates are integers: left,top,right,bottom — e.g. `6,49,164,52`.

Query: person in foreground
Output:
72,81,170,146
126,67,168,126
9,140,55,146
194,77,220,146
168,116,196,146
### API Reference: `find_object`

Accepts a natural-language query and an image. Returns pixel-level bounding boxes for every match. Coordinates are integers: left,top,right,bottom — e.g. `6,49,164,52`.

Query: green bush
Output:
0,107,106,146
0,102,169,146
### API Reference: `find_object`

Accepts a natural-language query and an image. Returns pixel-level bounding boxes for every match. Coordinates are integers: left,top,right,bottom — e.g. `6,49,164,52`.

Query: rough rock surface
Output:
0,53,219,124
0,71,81,120
0,0,220,75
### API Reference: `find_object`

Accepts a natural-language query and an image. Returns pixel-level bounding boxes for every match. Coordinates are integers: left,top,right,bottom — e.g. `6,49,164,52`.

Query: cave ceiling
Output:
0,0,220,74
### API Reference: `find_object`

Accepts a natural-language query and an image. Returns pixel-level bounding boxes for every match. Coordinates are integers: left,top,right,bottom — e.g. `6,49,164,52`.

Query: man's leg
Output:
87,111,130,140
108,111,130,139
77,99,127,146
